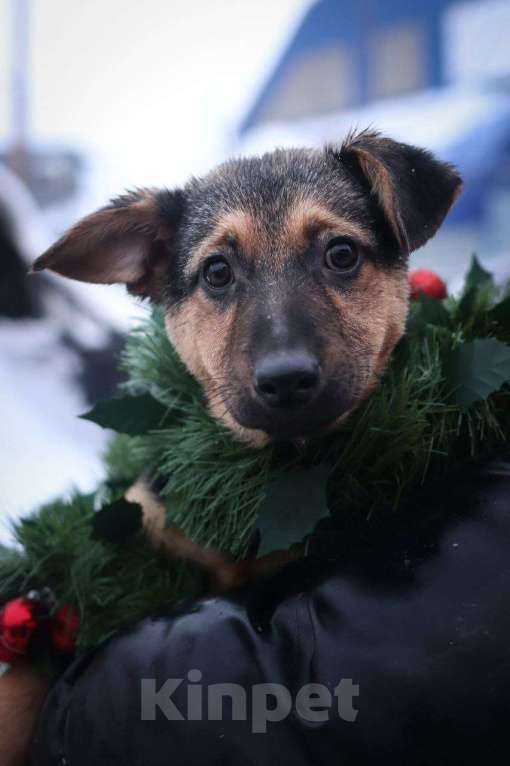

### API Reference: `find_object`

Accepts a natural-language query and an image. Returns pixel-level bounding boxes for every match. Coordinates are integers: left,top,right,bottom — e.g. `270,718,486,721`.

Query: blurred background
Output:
1,0,509,538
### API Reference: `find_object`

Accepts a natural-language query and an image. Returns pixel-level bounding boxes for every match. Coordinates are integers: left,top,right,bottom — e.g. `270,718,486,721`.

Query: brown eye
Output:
324,238,360,273
202,257,233,290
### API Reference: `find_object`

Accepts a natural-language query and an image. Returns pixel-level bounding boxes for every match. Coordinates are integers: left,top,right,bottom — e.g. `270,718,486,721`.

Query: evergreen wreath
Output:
1,258,509,652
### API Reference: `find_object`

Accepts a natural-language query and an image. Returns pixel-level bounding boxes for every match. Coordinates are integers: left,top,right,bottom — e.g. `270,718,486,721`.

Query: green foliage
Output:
445,339,510,408
410,292,451,331
489,295,510,342
81,393,169,436
464,255,494,291
0,494,200,650
104,311,274,556
102,275,510,549
2,265,510,650
256,465,330,557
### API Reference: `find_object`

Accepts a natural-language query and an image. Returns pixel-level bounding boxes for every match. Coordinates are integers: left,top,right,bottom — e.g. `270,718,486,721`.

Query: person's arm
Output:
0,661,49,766
31,461,510,765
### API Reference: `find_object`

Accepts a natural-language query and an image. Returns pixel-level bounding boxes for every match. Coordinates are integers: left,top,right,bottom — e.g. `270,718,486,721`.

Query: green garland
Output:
1,258,510,650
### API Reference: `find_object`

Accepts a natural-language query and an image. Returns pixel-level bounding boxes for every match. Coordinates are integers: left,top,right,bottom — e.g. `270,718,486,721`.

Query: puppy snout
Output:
253,352,320,408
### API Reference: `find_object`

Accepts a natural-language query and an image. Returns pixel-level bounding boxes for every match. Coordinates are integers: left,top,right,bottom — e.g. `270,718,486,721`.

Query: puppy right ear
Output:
335,130,462,254
32,188,185,301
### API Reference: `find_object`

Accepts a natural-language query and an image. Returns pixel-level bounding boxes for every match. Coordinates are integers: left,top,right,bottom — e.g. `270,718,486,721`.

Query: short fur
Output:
33,131,461,443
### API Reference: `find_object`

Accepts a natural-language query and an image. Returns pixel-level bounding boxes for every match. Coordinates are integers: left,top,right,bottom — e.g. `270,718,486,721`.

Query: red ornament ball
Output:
0,597,39,663
409,269,447,301
51,605,80,654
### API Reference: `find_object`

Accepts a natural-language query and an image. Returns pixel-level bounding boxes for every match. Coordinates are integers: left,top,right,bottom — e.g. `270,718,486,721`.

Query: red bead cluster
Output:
409,269,447,301
51,604,80,655
0,597,38,664
0,595,79,665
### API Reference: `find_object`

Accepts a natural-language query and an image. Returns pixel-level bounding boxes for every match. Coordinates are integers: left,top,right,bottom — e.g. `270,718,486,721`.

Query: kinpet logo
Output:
141,670,359,733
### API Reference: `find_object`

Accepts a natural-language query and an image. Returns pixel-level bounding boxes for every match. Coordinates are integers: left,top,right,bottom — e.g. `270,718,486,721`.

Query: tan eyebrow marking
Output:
185,209,259,276
186,199,375,277
284,199,376,251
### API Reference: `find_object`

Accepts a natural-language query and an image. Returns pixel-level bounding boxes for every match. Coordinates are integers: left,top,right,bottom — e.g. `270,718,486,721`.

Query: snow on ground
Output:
0,164,148,542
0,293,149,543
0,306,150,545
0,319,106,543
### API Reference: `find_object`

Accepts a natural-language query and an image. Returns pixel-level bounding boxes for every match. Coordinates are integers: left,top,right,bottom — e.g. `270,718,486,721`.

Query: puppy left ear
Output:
335,130,463,253
32,188,185,301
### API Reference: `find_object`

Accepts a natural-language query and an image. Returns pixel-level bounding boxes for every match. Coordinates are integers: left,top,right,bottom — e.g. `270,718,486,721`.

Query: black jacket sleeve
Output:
31,461,510,766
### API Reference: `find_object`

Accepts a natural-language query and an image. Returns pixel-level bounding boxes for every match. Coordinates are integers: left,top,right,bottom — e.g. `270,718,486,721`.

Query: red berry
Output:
51,605,80,654
0,642,17,664
409,269,447,301
0,597,39,660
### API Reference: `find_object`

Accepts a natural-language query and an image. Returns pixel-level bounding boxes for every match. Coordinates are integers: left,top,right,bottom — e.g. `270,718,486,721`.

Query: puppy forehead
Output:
181,149,370,253
186,202,374,273
180,148,373,266
284,198,376,250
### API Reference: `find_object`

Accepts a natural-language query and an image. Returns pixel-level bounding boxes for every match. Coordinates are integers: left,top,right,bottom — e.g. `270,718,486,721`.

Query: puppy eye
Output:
202,257,233,290
324,238,360,273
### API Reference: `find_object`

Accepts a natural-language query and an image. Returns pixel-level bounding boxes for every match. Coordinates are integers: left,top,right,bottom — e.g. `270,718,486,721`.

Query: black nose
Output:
254,352,320,408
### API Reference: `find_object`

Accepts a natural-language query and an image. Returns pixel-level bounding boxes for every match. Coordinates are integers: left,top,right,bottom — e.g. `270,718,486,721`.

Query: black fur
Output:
332,129,462,253
168,148,375,304
163,138,461,305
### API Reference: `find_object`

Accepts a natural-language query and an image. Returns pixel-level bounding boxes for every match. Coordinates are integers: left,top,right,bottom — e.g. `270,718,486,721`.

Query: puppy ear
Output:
336,130,462,253
32,188,185,301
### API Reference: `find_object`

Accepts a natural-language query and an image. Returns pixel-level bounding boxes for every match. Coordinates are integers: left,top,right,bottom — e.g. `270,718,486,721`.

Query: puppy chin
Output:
207,397,270,448
230,394,356,444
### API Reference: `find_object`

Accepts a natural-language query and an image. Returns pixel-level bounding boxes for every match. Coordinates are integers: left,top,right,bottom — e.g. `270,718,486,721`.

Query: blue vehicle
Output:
238,0,510,282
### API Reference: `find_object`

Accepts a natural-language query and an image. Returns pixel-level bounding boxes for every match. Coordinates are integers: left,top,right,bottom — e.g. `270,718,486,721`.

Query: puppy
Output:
1,131,461,763
33,130,461,444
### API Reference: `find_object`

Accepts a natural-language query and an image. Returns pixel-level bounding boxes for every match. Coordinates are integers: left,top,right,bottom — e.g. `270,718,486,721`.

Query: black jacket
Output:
32,461,510,765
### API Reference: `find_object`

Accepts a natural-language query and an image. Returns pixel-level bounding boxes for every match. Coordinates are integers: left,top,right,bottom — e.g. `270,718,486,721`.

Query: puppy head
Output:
34,131,462,444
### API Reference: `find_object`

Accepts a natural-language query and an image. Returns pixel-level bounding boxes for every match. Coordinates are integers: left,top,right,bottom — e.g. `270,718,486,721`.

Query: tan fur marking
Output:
165,299,268,446
327,260,408,377
355,150,408,251
284,198,376,253
126,480,231,570
126,480,290,588
186,209,260,276
324,260,408,429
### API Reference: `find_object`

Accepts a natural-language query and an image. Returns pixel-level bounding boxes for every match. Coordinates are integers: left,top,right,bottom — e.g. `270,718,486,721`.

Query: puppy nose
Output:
254,353,320,408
